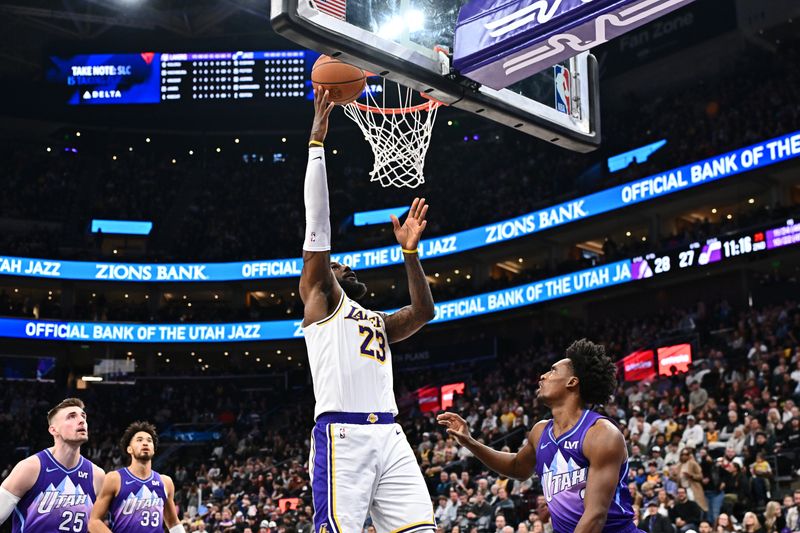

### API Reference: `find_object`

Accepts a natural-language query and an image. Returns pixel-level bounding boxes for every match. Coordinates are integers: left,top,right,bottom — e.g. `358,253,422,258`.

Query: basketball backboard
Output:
271,0,601,152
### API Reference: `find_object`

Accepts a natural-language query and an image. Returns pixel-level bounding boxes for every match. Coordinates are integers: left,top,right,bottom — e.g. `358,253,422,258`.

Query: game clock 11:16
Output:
722,236,755,258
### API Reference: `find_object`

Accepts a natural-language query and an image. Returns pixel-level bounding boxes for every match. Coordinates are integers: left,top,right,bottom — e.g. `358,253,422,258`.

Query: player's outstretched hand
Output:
310,86,335,144
437,412,473,447
391,197,428,251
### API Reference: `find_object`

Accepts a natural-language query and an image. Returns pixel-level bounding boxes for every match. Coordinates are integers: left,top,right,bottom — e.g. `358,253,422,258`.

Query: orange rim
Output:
351,91,445,114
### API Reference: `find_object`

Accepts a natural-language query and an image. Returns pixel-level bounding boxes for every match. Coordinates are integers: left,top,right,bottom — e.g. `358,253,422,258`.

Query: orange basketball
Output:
311,55,366,105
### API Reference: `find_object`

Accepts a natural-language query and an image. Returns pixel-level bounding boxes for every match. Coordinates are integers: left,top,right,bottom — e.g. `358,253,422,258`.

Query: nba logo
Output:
554,64,571,115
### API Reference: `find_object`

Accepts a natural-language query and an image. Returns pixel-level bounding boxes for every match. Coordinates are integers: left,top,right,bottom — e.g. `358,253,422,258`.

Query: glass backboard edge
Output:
271,0,601,152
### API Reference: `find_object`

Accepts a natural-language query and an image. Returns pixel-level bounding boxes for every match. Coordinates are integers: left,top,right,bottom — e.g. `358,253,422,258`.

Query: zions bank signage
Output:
2,216,799,343
0,130,798,283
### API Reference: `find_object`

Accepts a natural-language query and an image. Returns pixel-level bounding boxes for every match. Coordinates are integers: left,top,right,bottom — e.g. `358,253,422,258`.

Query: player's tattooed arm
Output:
88,471,120,533
437,413,545,480
300,87,341,326
573,419,627,533
384,198,435,343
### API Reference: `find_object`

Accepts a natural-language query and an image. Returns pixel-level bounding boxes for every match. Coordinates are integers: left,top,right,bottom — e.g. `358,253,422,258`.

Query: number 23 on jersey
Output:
358,325,386,363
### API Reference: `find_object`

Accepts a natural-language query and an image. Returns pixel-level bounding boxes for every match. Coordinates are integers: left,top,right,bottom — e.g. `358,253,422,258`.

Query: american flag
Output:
312,0,346,20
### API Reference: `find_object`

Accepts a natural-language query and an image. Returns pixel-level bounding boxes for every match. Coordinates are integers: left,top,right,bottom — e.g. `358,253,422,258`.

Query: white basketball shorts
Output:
309,412,435,533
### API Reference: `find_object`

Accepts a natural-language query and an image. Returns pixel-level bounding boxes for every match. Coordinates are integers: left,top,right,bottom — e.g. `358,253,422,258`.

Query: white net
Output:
343,79,440,188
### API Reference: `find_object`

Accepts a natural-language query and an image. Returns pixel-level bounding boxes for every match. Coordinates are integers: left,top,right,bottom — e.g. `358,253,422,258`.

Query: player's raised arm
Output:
0,457,39,524
299,87,341,326
437,412,545,480
88,470,120,533
573,419,628,533
382,198,436,343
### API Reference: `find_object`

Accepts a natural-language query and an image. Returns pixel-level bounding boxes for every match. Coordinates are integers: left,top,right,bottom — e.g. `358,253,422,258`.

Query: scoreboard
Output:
46,50,319,105
631,218,800,280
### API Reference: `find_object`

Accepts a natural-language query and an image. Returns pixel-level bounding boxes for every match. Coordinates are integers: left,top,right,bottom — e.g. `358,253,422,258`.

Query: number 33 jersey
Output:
109,469,166,532
303,292,398,420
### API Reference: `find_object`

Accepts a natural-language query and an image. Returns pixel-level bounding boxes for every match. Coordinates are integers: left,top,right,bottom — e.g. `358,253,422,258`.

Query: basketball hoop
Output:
343,78,443,188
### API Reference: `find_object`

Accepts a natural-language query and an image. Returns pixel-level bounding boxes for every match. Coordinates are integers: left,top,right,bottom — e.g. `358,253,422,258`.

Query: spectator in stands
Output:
761,501,785,533
495,514,508,533
749,452,773,508
436,496,451,528
785,489,800,532
714,513,736,533
742,512,763,533
641,501,673,533
689,380,710,413
679,448,708,513
670,487,704,533
492,487,516,526
681,416,706,450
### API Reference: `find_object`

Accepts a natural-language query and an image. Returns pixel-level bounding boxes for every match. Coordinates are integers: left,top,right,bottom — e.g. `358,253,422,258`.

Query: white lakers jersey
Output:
303,291,398,419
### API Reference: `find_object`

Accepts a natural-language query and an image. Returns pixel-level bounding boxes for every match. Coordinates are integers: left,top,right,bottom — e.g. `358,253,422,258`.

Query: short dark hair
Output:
47,398,85,425
565,339,617,406
120,421,159,456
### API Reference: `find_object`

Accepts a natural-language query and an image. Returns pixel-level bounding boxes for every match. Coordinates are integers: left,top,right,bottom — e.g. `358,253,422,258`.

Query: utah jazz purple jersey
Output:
536,410,637,533
12,449,95,533
108,468,166,532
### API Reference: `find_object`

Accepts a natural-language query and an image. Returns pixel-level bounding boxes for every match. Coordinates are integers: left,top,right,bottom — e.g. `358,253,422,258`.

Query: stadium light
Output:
76,131,81,137
405,9,425,32
82,376,103,382
711,208,717,214
748,198,755,204
235,138,240,143
46,147,52,152
380,15,405,39
145,137,151,143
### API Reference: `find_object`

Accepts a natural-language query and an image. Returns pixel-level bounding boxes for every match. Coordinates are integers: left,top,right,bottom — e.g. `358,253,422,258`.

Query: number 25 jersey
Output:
303,292,398,420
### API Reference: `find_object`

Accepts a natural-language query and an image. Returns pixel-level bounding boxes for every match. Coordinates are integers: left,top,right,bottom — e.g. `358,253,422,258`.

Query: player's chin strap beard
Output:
340,278,367,300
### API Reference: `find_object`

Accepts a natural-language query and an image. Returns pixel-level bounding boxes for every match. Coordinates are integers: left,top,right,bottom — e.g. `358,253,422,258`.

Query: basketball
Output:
311,55,366,105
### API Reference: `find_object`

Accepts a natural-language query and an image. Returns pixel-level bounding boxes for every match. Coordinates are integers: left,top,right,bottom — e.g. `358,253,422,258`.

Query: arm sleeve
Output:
303,146,331,252
0,487,21,525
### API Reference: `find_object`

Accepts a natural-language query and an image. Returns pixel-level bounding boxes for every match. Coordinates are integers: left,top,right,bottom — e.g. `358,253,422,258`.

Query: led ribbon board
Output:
0,130,798,282
3,217,798,343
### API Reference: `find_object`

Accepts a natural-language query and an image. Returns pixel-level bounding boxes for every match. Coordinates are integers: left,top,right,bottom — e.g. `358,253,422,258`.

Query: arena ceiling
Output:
0,0,278,78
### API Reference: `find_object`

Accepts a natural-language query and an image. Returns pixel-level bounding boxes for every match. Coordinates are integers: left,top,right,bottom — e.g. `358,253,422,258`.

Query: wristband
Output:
309,140,324,147
401,248,418,254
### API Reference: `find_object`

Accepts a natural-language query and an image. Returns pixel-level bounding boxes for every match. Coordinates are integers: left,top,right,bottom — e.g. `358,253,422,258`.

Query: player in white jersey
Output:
300,88,437,533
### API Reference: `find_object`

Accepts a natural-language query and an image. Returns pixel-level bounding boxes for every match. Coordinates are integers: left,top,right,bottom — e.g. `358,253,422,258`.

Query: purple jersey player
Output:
88,421,183,533
439,339,640,533
0,398,105,533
